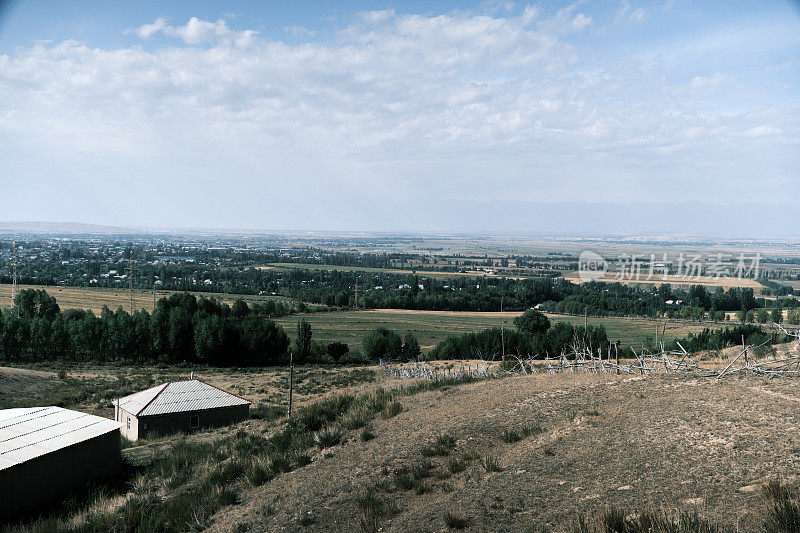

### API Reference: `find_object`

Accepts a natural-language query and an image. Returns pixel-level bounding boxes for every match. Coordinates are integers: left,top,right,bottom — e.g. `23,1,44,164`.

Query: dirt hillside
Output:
210,372,800,532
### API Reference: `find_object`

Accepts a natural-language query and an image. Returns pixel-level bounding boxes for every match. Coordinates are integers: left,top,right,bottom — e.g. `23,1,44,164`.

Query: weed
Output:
291,448,312,467
393,469,414,491
245,459,274,486
521,423,544,438
355,484,396,533
482,454,501,472
501,429,521,443
411,459,433,480
444,510,470,529
269,452,292,473
543,447,555,456
763,480,800,533
297,512,315,527
361,427,375,442
250,404,285,422
314,425,343,449
381,401,403,419
422,434,456,456
570,506,724,533
448,457,466,474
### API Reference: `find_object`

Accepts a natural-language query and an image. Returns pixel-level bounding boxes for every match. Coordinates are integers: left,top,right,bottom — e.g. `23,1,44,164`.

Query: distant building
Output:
0,407,122,518
113,379,251,441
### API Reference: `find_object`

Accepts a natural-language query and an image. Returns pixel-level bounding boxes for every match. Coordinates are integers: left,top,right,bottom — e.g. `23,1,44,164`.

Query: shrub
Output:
314,425,343,449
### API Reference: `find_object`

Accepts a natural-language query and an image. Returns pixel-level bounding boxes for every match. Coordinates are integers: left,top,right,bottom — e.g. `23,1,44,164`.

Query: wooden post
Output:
501,322,505,362
615,342,619,375
287,351,294,419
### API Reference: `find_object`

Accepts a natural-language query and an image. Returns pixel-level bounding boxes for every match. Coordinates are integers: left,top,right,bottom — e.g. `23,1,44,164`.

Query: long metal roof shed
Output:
1,406,123,517
113,379,251,417
0,406,122,470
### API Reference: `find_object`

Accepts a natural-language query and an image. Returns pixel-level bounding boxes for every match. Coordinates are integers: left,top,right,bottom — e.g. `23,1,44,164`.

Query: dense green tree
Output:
295,319,313,364
402,332,421,361
362,328,403,360
513,309,551,336
15,289,60,321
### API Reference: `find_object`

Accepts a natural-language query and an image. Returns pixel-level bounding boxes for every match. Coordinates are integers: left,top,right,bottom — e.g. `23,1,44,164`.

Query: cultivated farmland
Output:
275,308,712,352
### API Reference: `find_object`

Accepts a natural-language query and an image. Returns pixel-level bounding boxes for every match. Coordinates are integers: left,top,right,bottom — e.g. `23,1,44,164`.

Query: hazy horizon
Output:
1,1,798,233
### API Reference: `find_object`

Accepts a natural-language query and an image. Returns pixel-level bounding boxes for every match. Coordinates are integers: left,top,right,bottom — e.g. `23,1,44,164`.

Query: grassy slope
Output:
210,372,800,532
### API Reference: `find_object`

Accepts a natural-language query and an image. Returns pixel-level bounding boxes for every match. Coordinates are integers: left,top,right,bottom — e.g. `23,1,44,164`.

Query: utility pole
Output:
354,276,358,309
128,253,135,314
500,295,505,362
287,350,295,419
11,242,19,317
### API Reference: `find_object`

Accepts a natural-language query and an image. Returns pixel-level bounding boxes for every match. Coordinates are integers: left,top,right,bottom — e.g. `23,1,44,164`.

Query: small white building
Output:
114,379,251,441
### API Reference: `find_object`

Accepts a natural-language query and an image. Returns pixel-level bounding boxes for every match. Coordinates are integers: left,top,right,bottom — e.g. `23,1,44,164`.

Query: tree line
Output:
0,290,291,365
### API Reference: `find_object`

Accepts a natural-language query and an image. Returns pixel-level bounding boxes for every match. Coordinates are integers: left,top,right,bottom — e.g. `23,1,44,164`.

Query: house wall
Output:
137,404,250,440
116,407,139,441
0,430,121,518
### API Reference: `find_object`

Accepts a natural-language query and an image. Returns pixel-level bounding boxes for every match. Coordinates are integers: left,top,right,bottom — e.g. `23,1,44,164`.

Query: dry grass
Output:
206,371,800,532
0,283,297,314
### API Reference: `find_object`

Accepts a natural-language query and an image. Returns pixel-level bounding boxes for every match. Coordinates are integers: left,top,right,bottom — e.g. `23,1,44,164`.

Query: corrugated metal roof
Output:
112,383,168,416
114,379,251,417
0,407,122,471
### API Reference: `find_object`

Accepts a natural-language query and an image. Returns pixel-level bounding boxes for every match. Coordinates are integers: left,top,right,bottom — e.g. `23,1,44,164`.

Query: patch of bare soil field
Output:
208,371,800,532
0,283,298,314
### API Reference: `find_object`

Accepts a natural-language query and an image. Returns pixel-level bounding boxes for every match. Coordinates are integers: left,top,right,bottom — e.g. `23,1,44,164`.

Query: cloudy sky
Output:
0,1,798,234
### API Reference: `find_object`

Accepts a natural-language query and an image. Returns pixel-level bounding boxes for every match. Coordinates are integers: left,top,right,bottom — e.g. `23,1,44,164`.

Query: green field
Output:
276,309,710,352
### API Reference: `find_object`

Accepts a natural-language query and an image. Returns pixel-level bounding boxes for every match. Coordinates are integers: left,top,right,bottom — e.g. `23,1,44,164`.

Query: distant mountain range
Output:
0,221,141,235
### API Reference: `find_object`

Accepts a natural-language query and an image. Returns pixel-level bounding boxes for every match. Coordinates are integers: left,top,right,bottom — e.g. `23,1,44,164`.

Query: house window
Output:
127,417,131,430
190,415,199,429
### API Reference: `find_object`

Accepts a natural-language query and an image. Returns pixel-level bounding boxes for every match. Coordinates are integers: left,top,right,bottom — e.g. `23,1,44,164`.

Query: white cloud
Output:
572,13,592,30
690,72,734,90
0,6,798,227
131,16,259,46
134,17,168,39
629,8,647,23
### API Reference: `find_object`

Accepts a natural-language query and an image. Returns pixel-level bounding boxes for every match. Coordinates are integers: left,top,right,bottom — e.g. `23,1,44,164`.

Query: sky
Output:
0,0,798,234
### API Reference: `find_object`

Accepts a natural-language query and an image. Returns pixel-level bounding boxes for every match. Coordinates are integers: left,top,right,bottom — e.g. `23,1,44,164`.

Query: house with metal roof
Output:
0,406,122,517
113,379,251,441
